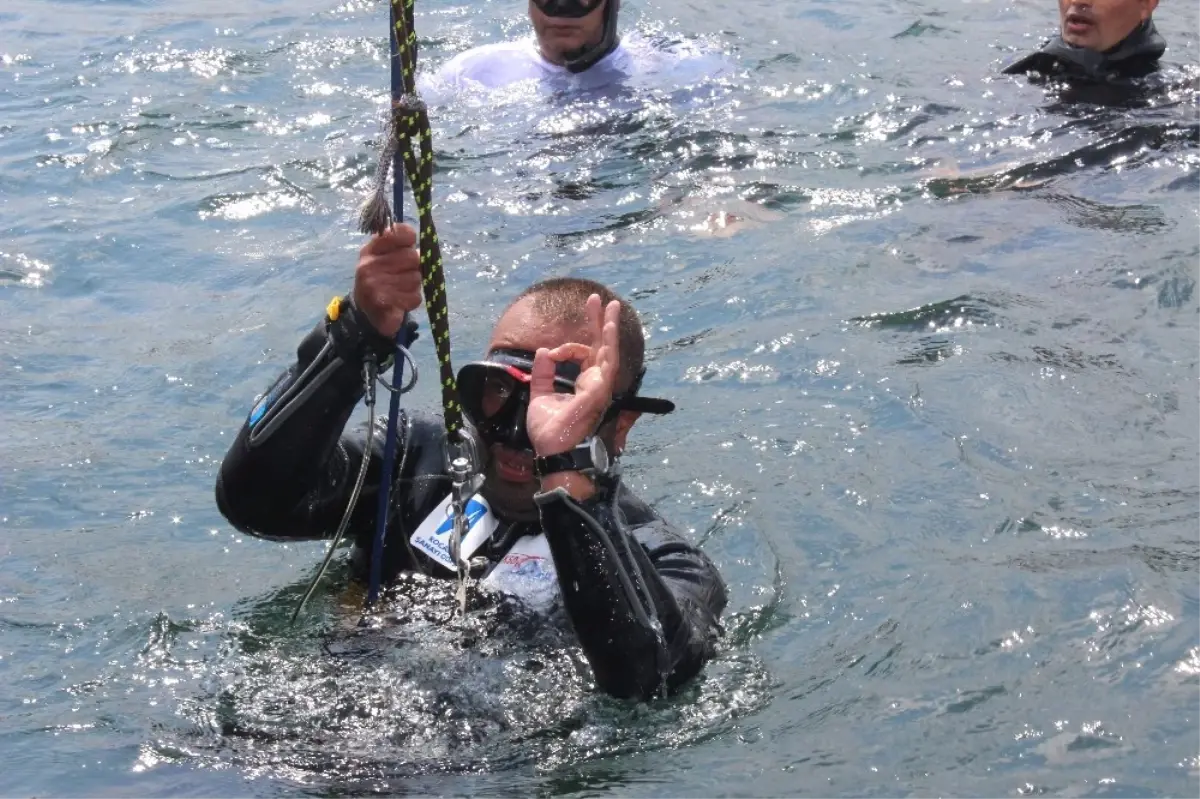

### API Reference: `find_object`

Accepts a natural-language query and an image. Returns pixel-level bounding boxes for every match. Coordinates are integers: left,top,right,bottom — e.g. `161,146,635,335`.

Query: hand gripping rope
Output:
294,0,479,623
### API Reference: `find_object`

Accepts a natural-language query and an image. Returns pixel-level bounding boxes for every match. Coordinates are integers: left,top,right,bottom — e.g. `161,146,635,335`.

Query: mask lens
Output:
457,357,579,452
469,367,573,421
532,0,601,18
480,370,520,419
460,365,524,426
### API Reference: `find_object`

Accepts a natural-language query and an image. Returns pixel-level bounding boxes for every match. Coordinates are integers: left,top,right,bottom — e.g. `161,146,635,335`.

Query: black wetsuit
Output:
215,301,728,701
1003,20,1166,90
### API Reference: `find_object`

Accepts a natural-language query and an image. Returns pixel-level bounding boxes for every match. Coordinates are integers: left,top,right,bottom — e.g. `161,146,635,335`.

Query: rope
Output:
355,0,463,609
395,0,461,434
367,0,462,436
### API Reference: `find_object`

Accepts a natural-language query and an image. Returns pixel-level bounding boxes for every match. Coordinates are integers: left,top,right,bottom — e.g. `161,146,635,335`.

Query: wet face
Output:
1058,0,1158,52
477,298,594,520
528,0,607,66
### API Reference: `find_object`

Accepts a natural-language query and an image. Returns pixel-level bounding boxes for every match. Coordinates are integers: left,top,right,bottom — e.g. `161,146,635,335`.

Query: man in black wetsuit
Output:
1003,0,1165,85
215,222,727,701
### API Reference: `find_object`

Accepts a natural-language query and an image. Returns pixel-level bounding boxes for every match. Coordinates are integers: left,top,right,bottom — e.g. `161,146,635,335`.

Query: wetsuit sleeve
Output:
535,483,728,701
215,302,402,541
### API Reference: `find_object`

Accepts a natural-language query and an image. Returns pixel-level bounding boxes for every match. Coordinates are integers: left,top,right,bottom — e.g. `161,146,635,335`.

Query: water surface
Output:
2,0,1198,795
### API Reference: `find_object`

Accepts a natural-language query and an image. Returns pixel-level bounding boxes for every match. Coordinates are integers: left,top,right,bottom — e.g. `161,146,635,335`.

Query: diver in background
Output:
214,222,727,701
426,0,722,93
1003,0,1165,85
431,0,626,89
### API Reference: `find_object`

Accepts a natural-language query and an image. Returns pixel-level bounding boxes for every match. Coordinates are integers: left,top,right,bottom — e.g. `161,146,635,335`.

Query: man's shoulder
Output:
1002,49,1056,77
617,33,732,82
1002,25,1166,83
432,39,546,88
443,39,537,68
404,409,450,441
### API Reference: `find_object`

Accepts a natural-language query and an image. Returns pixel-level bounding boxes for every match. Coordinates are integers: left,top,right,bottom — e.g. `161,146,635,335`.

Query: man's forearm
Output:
537,484,723,700
215,300,399,540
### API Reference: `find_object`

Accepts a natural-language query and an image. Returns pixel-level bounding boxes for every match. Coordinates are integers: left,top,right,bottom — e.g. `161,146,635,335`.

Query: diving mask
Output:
456,348,675,453
531,0,604,19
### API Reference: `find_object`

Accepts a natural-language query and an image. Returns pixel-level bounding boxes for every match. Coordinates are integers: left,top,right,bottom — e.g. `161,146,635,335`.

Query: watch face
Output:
588,437,609,474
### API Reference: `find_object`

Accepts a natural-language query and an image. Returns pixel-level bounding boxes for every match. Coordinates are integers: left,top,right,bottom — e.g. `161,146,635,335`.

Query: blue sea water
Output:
1,0,1198,795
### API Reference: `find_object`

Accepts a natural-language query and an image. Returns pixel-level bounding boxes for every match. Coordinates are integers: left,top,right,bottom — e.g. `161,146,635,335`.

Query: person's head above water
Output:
349,228,673,521
461,276,673,520
1002,0,1165,85
528,0,621,72
1058,0,1159,52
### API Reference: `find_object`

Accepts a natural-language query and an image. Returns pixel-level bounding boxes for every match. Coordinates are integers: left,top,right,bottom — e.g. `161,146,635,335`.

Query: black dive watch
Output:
533,437,610,478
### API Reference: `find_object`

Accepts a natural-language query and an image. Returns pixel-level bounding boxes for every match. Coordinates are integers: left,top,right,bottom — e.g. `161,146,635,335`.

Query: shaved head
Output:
503,277,645,390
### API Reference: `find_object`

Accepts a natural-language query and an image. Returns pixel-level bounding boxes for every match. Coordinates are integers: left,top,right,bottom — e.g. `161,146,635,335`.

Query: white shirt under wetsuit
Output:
424,35,725,96
431,38,631,91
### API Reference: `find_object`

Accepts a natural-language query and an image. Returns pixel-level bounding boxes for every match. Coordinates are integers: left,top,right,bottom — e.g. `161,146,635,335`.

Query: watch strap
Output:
533,447,590,478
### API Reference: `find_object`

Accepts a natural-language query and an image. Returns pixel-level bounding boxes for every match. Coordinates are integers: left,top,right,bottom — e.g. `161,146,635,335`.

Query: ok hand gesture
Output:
525,294,620,461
